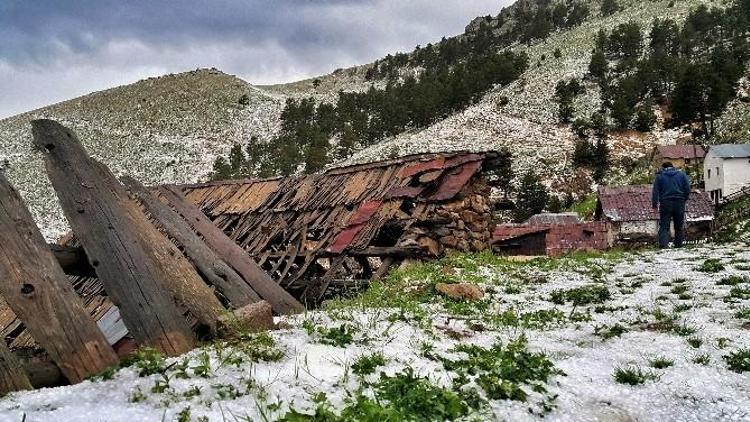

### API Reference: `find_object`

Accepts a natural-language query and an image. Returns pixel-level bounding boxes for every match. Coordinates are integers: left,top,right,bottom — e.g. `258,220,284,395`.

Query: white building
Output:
704,144,750,204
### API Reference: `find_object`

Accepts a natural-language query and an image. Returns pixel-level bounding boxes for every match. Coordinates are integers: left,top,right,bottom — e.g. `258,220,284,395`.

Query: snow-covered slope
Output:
1,244,748,421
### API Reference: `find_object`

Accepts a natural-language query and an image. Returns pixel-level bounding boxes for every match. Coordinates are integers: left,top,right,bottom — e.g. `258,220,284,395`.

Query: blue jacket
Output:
652,167,691,207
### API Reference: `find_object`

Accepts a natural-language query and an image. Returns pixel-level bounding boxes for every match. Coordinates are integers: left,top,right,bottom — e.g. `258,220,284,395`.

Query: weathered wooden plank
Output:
159,185,305,314
122,176,261,308
0,340,31,395
0,172,118,382
31,119,196,356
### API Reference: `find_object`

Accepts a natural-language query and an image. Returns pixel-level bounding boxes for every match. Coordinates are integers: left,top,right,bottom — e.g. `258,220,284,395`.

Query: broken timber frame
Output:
122,176,261,308
32,119,206,356
158,185,304,314
0,172,118,383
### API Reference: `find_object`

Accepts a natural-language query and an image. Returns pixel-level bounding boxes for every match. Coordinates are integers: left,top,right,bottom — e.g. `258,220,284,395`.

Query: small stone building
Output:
492,213,609,256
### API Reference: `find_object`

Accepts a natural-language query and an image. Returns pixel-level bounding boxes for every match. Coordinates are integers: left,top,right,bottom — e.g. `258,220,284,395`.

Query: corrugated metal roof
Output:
707,144,750,158
656,145,706,159
597,185,714,222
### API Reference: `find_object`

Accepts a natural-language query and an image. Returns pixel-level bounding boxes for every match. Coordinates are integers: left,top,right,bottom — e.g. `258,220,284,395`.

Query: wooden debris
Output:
31,119,197,356
0,172,118,382
158,185,304,314
122,176,261,308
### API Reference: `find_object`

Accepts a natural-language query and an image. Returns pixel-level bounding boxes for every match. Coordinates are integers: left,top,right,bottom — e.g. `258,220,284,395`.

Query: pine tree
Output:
601,0,620,16
210,156,232,181
588,49,609,81
513,171,549,222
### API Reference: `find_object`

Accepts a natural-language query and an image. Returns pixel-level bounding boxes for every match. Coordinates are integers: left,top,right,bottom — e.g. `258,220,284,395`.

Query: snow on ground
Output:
1,243,748,421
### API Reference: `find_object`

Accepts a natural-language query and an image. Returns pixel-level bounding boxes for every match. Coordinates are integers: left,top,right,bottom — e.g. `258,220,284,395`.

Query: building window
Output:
686,158,691,164
716,167,719,175
708,169,711,178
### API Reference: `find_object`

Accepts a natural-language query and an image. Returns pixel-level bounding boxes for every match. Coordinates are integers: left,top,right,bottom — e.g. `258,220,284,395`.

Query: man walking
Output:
652,162,691,248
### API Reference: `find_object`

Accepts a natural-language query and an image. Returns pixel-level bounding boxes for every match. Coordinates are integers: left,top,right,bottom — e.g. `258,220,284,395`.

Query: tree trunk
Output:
122,176,261,308
159,185,304,314
0,172,118,382
0,341,31,395
31,119,196,356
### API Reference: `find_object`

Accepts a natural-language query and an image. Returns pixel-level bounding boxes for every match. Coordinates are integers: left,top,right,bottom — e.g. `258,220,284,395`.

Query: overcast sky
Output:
0,0,509,119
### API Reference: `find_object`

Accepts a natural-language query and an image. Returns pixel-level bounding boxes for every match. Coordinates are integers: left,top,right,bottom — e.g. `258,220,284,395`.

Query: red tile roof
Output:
597,185,714,222
656,145,706,160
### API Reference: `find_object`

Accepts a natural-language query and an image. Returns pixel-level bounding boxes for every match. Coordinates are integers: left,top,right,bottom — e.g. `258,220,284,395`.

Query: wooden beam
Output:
122,176,261,308
0,340,31,395
0,172,118,383
31,119,196,356
159,185,305,314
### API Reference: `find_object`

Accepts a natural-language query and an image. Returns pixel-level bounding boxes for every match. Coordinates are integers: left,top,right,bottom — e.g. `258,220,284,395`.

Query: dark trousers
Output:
658,199,686,248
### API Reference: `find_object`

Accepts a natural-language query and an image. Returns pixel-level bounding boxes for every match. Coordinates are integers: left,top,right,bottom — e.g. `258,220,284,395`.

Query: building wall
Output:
704,154,750,201
544,222,609,256
494,232,548,256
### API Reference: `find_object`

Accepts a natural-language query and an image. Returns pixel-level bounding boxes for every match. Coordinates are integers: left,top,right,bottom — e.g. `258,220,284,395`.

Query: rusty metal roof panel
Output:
656,145,706,159
493,225,549,243
426,161,483,202
598,185,714,222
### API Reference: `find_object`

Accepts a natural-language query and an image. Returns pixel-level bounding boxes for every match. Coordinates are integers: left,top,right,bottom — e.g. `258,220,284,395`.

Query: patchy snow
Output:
1,244,748,421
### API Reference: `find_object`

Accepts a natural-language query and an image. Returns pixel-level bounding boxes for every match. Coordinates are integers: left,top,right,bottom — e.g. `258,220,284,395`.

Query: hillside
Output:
1,0,749,239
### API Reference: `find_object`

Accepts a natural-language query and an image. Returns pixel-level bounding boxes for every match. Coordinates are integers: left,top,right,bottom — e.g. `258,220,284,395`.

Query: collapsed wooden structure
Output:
0,120,503,394
176,151,500,303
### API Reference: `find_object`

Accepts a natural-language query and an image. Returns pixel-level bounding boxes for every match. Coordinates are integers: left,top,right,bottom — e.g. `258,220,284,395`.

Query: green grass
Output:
567,194,597,219
304,322,356,347
550,285,610,306
442,335,562,402
352,353,387,376
724,349,750,373
717,275,749,286
282,369,482,421
595,324,628,340
649,357,674,369
697,259,725,273
613,366,659,385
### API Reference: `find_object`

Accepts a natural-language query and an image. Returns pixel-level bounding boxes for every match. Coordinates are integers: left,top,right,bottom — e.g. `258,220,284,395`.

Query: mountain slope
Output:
1,0,748,239
0,69,286,238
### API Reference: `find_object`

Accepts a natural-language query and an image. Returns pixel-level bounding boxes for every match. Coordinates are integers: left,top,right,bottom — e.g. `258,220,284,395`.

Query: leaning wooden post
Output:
0,340,31,395
122,176,261,308
31,119,197,356
0,172,118,382
159,185,305,314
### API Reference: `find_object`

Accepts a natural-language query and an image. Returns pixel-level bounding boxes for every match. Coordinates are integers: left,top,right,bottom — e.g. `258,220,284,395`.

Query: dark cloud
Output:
0,0,509,118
